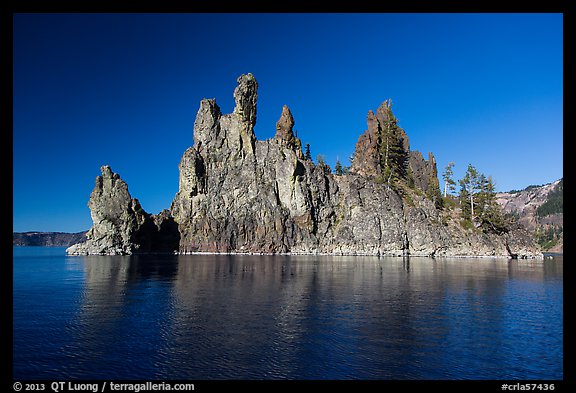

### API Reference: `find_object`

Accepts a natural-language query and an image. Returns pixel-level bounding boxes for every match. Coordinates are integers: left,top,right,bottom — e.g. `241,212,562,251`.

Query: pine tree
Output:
427,171,443,209
536,178,563,217
316,154,331,175
442,162,456,197
378,102,409,186
334,160,343,176
459,186,472,221
476,173,488,216
304,143,312,161
458,167,509,233
478,175,509,233
459,164,481,220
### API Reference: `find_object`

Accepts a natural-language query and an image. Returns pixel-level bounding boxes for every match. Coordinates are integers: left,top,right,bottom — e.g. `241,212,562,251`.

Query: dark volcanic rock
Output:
409,151,440,197
151,209,181,252
351,110,381,178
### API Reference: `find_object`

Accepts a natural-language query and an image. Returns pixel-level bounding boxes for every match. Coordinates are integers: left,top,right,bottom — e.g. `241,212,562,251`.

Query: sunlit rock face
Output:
169,74,540,258
70,73,542,258
66,166,179,255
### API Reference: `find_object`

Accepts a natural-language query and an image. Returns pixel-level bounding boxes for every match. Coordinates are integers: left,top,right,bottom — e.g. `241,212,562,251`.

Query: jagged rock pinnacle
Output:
66,166,178,255
276,105,295,137
351,110,381,177
233,73,258,126
274,105,302,157
193,98,222,148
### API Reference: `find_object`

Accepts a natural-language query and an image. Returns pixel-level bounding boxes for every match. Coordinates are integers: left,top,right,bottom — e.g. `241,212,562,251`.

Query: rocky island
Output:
67,73,541,258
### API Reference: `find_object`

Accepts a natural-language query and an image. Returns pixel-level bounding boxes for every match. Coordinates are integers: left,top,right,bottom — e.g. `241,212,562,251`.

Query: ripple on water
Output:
13,251,563,380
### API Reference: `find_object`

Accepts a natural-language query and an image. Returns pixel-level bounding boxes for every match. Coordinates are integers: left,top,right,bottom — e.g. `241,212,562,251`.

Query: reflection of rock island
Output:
62,255,181,378
67,73,541,258
68,254,561,378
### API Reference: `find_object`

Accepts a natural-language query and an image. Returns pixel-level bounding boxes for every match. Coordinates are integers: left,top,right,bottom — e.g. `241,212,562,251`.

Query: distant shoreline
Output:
13,231,87,247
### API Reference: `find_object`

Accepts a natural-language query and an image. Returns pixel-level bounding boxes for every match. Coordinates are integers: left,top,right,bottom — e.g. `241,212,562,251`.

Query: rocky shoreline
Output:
174,251,538,259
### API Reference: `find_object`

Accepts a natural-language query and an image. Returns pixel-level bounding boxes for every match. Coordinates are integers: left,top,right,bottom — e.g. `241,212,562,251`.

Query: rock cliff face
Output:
69,73,542,258
497,180,562,229
496,179,563,253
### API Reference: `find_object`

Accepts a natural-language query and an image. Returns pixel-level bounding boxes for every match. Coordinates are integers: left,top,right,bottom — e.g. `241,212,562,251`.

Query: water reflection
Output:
61,255,180,379
63,255,562,379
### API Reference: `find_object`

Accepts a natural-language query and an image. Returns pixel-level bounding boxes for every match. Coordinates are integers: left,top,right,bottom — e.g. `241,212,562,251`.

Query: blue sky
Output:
13,13,563,233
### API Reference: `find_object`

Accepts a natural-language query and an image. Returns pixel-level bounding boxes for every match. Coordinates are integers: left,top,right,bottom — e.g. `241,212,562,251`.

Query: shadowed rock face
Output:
350,110,381,178
69,74,542,258
409,151,440,197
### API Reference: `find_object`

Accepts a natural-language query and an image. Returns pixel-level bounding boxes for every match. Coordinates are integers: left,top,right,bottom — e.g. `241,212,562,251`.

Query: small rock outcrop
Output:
409,151,442,200
66,166,179,255
69,74,542,258
351,100,411,179
274,105,303,158
350,111,380,178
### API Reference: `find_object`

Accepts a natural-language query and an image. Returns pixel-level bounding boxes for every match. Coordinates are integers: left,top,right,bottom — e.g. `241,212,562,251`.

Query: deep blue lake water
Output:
13,247,563,380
